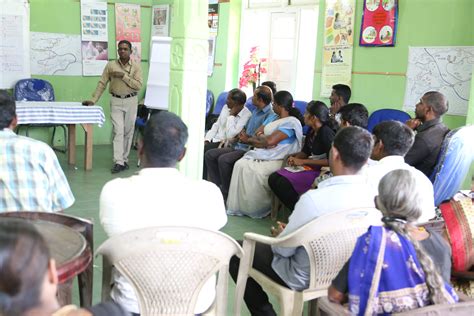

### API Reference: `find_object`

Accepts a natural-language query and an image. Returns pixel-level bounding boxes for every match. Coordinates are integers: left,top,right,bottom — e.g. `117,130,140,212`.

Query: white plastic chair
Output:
97,226,243,316
234,208,382,316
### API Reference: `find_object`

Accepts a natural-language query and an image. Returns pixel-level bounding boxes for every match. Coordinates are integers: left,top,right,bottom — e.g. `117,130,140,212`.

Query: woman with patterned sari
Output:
227,90,303,218
328,169,458,315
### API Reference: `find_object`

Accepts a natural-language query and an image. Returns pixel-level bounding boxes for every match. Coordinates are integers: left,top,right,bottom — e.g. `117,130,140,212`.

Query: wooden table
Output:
16,102,106,171
34,220,92,306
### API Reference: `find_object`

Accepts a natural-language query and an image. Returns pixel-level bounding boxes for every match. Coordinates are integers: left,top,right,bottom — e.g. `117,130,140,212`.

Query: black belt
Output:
111,92,137,99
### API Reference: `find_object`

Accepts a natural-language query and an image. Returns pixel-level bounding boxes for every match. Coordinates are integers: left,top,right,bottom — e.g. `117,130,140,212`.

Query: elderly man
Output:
204,85,277,201
83,40,143,174
405,91,449,177
229,126,376,315
203,88,251,179
0,93,74,212
100,111,227,315
364,120,436,222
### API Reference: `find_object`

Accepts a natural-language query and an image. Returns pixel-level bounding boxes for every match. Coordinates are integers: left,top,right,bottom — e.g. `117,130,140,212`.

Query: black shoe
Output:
124,162,129,170
111,163,126,174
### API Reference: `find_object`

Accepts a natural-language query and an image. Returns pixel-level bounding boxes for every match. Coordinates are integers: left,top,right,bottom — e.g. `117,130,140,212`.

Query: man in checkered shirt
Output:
0,92,74,212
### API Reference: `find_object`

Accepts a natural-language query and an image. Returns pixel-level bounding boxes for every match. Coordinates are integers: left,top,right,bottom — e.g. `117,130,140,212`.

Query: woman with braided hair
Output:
328,169,458,315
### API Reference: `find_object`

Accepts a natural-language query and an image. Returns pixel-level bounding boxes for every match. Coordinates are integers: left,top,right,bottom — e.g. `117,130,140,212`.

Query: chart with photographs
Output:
81,1,108,76
320,0,355,97
360,0,398,46
115,3,141,62
81,2,108,42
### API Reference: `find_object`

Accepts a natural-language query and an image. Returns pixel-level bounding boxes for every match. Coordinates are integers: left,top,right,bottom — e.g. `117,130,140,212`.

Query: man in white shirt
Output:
364,120,436,222
229,126,377,315
100,111,227,315
203,88,251,179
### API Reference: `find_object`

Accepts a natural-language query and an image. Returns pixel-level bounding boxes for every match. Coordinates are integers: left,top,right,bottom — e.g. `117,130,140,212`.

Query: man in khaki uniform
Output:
83,40,143,173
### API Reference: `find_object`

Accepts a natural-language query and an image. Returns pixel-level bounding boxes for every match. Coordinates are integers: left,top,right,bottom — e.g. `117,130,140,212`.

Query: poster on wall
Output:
151,5,170,37
404,46,474,116
320,0,355,97
115,3,141,62
80,1,108,76
359,0,398,46
0,2,30,89
208,3,219,37
208,36,216,76
81,1,108,42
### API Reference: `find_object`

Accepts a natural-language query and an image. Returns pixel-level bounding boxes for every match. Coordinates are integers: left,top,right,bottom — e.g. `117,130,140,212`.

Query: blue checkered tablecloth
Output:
16,102,106,127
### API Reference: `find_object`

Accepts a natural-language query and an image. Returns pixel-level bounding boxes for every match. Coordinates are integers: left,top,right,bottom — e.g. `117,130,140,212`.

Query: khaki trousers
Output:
110,95,138,165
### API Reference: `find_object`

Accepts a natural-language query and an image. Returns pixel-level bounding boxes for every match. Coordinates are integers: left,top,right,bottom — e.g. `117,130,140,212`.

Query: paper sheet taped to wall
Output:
0,2,30,89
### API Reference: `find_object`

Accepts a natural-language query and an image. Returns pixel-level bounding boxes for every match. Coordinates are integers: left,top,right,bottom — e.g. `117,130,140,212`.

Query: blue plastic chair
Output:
294,100,309,135
206,91,228,131
14,78,67,153
430,125,474,206
213,91,228,115
367,109,411,132
206,90,214,116
245,97,256,112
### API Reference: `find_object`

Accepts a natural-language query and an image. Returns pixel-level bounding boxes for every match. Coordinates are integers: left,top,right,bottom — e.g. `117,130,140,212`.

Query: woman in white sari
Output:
227,90,304,218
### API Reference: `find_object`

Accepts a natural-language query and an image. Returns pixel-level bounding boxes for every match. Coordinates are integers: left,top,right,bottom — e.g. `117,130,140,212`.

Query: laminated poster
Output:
359,0,398,46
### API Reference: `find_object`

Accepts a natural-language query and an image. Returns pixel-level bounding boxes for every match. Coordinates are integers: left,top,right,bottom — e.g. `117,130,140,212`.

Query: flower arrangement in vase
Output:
239,46,267,91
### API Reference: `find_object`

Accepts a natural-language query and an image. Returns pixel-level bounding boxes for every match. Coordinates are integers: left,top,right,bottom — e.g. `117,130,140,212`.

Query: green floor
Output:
59,144,284,315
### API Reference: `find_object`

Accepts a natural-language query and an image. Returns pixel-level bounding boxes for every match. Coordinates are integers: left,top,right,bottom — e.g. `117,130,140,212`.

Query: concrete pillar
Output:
169,0,208,179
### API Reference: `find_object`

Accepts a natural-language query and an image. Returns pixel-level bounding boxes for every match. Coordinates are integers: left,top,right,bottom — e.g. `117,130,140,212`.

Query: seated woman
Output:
268,101,335,210
0,219,128,316
227,90,304,218
328,169,458,315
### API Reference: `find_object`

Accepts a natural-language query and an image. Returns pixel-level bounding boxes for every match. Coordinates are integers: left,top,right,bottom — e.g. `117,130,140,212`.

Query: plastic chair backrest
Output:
213,91,228,115
245,96,256,112
293,100,307,116
97,226,243,316
14,79,55,101
206,90,214,116
367,109,411,132
430,125,474,206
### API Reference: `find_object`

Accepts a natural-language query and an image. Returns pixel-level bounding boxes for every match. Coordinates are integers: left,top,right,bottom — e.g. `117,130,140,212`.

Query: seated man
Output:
0,94,74,212
229,126,376,315
337,102,369,129
203,88,251,178
329,84,351,117
405,91,449,177
204,85,277,201
364,120,436,222
100,111,227,315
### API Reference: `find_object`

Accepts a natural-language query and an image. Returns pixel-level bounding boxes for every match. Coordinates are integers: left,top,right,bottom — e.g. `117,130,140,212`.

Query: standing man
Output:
83,40,143,173
404,91,449,177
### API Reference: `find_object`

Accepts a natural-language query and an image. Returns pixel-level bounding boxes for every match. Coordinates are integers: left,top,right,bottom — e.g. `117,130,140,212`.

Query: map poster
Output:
360,0,398,47
320,0,355,97
152,5,170,37
208,4,219,37
31,32,82,76
81,1,108,42
404,46,474,116
115,3,141,62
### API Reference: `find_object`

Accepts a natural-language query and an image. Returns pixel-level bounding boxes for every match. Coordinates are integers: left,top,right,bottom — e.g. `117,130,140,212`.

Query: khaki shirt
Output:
91,59,143,103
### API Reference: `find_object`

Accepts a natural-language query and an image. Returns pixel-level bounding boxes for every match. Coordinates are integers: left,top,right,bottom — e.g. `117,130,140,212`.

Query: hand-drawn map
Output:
404,46,474,116
30,32,82,76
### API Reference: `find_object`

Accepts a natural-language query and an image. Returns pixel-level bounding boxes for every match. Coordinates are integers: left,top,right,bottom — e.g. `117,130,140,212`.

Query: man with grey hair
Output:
405,91,449,177
100,111,227,315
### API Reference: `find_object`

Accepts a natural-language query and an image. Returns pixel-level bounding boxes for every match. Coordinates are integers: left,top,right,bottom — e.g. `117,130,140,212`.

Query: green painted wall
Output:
206,1,242,101
29,0,153,145
314,0,474,130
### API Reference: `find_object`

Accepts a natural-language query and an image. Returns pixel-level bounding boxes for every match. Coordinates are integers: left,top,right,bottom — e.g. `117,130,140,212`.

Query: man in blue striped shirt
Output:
0,93,74,212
